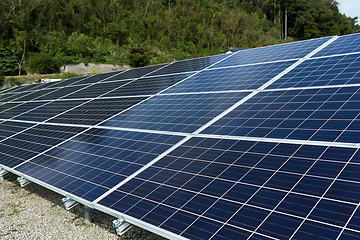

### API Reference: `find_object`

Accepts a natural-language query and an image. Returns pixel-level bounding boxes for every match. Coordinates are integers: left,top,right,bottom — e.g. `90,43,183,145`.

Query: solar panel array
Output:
1,33,360,240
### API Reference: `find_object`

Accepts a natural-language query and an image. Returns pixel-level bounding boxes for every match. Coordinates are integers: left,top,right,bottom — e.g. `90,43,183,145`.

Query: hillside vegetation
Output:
0,0,359,78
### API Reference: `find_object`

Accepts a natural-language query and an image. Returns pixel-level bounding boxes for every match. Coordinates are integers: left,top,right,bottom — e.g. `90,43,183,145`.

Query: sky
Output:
337,0,360,19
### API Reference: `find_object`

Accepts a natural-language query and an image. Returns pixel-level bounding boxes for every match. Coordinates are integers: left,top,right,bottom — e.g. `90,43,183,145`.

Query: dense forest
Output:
0,0,359,77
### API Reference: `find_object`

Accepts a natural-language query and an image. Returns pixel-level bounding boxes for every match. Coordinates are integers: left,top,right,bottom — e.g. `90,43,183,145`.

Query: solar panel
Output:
47,97,147,125
13,100,86,122
0,124,86,167
101,92,250,133
147,54,228,76
14,129,184,201
102,73,190,97
268,53,360,89
163,61,296,94
201,86,360,143
101,64,168,82
313,33,360,57
34,85,91,101
62,80,132,99
0,101,48,119
208,36,332,69
12,89,59,102
0,121,34,140
97,137,360,239
2,33,360,240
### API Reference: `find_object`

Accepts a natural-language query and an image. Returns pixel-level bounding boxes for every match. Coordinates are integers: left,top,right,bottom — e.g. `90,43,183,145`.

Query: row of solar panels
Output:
1,33,360,240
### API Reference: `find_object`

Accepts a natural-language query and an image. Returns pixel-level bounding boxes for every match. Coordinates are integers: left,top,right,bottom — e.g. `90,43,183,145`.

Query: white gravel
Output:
0,173,167,240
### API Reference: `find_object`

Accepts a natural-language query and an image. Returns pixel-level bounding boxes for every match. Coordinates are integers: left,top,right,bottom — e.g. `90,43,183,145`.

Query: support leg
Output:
83,206,92,223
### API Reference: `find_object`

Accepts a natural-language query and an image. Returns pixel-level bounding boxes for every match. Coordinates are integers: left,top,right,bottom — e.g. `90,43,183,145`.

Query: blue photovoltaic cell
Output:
163,61,295,94
201,86,360,143
15,128,184,202
0,103,21,113
48,97,147,125
101,92,249,133
103,73,190,97
5,85,29,93
0,92,29,102
0,121,34,141
13,100,86,122
208,36,332,69
147,54,228,76
0,87,13,94
313,33,360,58
11,89,58,102
48,76,90,88
10,83,43,93
62,80,132,99
68,71,124,85
267,53,360,89
35,85,89,100
98,137,360,240
101,64,168,82
0,93,15,102
0,102,48,119
0,124,85,168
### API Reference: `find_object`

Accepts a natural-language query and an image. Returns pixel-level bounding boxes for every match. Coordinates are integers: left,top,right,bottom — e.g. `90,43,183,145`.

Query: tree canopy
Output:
0,0,358,75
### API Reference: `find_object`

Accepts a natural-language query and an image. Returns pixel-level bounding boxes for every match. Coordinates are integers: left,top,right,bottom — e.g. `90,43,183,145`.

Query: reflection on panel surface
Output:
15,129,184,202
0,124,85,168
102,92,249,133
164,61,295,94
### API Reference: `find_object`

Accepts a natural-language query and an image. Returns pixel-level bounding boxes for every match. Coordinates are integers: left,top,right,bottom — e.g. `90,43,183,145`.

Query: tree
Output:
0,71,5,87
329,24,340,36
0,44,18,76
303,12,318,39
10,30,27,76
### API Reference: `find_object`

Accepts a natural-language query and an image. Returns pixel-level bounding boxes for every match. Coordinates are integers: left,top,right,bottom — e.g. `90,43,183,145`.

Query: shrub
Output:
127,46,150,68
27,52,62,74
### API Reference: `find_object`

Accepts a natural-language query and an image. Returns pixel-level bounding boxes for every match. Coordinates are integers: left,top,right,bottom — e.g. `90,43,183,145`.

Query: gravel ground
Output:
0,173,167,240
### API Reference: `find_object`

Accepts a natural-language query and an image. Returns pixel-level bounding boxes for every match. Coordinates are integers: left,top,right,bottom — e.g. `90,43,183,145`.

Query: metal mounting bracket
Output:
0,168,9,180
16,176,31,187
113,217,132,236
61,196,78,210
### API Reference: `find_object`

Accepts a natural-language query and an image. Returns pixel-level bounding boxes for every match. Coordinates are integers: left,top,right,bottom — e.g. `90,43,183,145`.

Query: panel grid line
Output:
288,149,359,239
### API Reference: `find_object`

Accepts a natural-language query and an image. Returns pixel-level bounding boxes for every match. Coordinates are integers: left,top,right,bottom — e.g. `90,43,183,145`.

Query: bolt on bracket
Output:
61,196,78,210
113,217,132,236
16,176,30,187
0,168,9,180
